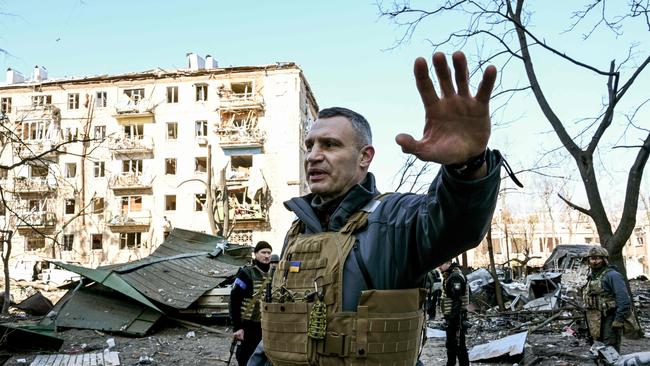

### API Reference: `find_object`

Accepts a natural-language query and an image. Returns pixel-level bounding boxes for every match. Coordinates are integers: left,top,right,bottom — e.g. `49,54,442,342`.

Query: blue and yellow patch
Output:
289,261,301,273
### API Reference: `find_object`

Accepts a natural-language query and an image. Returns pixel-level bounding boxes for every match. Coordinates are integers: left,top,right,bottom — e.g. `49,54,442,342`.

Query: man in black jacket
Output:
440,261,469,366
229,241,272,365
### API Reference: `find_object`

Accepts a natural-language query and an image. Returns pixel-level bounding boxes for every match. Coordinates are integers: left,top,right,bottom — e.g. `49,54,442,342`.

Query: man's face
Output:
588,256,605,270
304,116,374,202
439,262,452,272
255,248,272,264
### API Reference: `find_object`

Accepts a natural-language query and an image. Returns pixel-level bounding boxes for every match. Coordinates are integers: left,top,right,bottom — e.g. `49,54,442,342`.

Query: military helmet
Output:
587,246,609,258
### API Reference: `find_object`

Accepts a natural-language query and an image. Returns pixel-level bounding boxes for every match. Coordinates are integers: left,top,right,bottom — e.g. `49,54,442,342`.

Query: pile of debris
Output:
0,228,252,363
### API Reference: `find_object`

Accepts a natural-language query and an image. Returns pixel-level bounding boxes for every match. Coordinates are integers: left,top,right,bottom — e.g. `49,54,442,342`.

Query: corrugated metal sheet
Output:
55,285,160,336
110,228,249,309
42,229,250,335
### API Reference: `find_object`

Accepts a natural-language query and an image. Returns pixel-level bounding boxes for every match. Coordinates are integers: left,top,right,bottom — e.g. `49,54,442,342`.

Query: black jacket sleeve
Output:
229,267,253,331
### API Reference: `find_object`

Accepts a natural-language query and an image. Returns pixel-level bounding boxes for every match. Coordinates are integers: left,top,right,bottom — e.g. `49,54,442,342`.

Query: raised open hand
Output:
395,51,496,165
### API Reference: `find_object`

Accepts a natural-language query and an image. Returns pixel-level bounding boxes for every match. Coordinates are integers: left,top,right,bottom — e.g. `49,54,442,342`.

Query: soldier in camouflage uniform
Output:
583,246,631,352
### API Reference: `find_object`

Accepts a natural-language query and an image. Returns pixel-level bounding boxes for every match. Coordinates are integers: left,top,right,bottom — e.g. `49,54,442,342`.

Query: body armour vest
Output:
583,268,616,339
440,268,469,316
260,197,426,366
241,265,269,323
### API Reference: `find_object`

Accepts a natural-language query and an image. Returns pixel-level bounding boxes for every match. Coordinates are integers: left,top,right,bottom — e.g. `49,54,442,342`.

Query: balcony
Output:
109,135,154,155
16,139,62,160
112,99,155,124
16,212,57,231
218,91,264,111
109,173,153,194
106,210,151,232
218,202,267,224
13,177,56,194
15,105,61,124
217,126,265,147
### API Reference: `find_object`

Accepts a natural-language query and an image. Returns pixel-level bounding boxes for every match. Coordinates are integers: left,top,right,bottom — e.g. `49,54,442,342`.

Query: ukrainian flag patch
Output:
289,261,301,273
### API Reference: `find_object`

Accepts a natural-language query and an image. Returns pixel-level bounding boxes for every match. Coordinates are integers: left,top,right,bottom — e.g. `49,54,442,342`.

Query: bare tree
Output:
0,105,103,314
379,0,650,282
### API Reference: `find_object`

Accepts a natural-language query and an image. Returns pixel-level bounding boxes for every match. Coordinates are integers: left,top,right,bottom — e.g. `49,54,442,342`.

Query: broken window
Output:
165,195,176,211
229,155,252,179
121,196,142,213
0,97,11,114
68,93,80,110
231,81,254,99
167,122,178,140
124,124,144,139
31,95,52,107
167,86,179,103
165,158,176,175
195,84,208,102
195,193,206,211
31,165,48,178
123,88,145,104
93,125,106,139
195,120,208,137
94,161,105,177
122,159,143,174
95,91,107,108
28,199,45,212
65,163,77,178
195,157,207,173
65,199,75,215
119,232,142,249
0,201,5,216
92,197,104,214
63,234,74,251
27,237,46,251
91,234,103,250
22,121,46,140
64,127,78,142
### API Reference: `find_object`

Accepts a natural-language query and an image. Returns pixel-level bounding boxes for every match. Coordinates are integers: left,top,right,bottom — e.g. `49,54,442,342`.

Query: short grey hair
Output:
318,107,372,149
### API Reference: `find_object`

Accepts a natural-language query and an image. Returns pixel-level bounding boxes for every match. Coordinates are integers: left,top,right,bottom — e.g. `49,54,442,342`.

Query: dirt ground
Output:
3,280,650,365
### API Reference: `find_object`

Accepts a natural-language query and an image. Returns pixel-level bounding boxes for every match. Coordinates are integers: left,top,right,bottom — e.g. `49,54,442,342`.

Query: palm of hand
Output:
396,52,496,164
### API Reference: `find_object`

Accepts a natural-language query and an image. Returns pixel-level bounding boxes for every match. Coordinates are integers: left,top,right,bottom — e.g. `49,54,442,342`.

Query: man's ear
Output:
359,145,375,168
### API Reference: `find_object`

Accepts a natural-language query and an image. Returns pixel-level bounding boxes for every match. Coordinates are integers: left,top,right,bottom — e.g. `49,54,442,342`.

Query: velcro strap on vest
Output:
320,332,349,357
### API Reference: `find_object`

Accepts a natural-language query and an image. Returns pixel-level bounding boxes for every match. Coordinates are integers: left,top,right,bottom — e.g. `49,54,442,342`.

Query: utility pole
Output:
206,144,218,235
221,167,229,237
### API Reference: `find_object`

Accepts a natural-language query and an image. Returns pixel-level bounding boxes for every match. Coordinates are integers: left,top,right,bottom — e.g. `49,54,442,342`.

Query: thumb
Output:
395,133,418,154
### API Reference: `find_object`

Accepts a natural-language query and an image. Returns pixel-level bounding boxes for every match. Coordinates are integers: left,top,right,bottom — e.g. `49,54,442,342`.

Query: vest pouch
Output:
586,309,601,339
261,301,317,365
352,289,425,365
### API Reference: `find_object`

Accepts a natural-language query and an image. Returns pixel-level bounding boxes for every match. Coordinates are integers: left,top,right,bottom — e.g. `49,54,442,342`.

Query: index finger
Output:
414,57,439,108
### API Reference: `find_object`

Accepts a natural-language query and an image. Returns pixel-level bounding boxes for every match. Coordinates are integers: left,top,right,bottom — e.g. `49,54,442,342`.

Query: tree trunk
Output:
1,230,13,314
487,227,505,311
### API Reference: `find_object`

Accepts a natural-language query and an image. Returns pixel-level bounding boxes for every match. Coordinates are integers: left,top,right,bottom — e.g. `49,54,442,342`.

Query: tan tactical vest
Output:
241,266,269,322
260,198,426,365
440,267,469,316
583,268,617,339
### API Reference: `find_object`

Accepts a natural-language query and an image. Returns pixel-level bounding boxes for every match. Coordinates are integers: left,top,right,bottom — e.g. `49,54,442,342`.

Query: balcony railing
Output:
15,105,61,123
109,135,154,154
218,202,267,222
218,92,264,110
13,177,56,194
16,139,62,160
109,173,153,191
112,99,155,123
106,210,151,230
216,127,265,146
17,212,57,229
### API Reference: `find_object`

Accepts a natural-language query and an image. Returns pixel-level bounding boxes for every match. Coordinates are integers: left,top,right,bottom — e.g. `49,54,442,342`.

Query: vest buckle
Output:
321,332,348,357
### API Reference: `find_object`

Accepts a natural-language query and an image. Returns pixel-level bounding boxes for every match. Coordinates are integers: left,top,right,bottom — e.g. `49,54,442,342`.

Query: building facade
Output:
0,54,318,269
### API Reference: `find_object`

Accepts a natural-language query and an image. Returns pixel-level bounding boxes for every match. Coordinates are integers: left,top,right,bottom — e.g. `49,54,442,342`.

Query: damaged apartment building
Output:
0,53,318,270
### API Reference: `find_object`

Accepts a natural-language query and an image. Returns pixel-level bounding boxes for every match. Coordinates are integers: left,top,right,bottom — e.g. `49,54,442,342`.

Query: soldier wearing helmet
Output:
583,245,631,352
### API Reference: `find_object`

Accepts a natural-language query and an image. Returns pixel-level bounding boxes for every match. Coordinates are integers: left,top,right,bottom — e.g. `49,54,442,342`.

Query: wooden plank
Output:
89,353,98,366
54,354,66,366
82,354,90,365
29,354,49,366
73,354,84,366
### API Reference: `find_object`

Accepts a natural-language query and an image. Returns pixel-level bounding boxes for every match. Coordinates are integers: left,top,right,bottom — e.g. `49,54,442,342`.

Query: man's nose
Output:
306,144,325,162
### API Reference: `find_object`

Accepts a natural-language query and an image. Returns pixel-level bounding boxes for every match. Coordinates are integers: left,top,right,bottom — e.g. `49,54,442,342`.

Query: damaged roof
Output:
45,228,251,335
